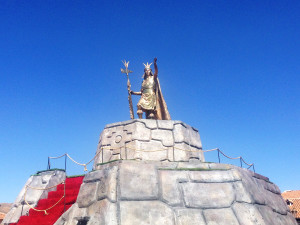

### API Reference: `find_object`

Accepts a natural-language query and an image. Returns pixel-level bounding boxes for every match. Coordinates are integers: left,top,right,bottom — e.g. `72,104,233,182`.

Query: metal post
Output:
217,150,220,163
64,154,67,212
253,164,255,173
47,157,50,170
240,158,243,168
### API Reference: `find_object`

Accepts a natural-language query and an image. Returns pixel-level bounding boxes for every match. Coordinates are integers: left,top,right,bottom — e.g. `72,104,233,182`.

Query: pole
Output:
47,157,50,170
121,60,135,119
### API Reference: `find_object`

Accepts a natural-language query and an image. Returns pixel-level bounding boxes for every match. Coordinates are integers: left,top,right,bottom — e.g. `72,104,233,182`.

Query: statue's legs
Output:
137,106,143,119
137,104,155,119
146,111,155,119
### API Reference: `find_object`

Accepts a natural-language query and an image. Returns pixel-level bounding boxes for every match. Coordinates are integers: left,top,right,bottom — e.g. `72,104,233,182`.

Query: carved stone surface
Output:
51,160,296,225
174,208,206,225
120,201,174,225
203,208,239,225
119,162,158,200
93,119,204,168
5,120,297,225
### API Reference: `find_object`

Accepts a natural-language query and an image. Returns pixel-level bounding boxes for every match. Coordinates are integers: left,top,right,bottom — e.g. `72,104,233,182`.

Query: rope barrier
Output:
26,181,64,190
24,180,65,215
47,145,255,172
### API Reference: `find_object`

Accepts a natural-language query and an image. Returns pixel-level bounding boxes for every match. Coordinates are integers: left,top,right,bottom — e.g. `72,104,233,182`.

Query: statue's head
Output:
143,62,153,77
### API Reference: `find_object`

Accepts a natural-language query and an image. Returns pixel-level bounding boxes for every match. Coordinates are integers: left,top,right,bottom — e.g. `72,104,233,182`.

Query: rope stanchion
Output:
47,157,50,170
49,154,67,159
47,145,255,173
64,154,67,213
218,149,241,160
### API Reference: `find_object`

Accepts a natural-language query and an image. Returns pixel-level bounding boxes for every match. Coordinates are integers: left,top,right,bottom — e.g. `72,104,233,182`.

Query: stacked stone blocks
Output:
93,120,204,168
55,160,297,225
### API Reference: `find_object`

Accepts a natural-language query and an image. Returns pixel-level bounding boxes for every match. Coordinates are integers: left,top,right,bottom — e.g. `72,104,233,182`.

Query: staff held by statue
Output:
121,60,135,119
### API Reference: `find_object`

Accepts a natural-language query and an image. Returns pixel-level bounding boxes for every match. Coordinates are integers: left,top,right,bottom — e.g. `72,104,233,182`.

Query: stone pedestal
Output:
4,120,297,225
93,119,204,170
54,160,297,225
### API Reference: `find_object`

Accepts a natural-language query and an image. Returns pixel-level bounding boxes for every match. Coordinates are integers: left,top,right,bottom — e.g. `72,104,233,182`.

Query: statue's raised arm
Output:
153,57,158,79
130,57,171,120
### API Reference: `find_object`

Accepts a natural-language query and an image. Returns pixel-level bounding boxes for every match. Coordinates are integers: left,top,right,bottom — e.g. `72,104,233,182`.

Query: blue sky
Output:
0,0,299,203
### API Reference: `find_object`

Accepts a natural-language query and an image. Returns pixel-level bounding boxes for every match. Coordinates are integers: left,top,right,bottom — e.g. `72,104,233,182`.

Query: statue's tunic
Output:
138,76,156,110
136,74,171,120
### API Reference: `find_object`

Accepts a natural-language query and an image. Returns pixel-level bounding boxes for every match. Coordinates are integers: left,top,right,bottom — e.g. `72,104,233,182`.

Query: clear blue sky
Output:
0,0,299,203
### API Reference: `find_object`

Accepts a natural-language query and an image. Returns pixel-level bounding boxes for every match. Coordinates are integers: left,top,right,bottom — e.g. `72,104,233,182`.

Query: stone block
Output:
173,143,191,161
97,179,107,201
83,170,105,183
159,170,188,206
182,182,234,208
232,181,252,203
87,199,117,225
2,205,30,224
100,128,114,146
151,129,174,146
13,176,33,205
238,169,266,205
123,123,135,134
157,120,174,130
173,123,188,143
77,182,98,208
257,205,283,225
132,122,151,141
142,119,158,129
54,203,87,225
260,180,281,194
263,189,288,215
203,208,239,225
189,169,241,183
119,161,158,200
132,140,168,161
189,145,203,161
232,202,266,225
177,162,209,170
120,201,174,225
106,166,117,202
24,176,44,203
174,208,205,225
100,147,114,163
90,166,117,202
124,142,136,159
208,163,232,170
187,125,202,148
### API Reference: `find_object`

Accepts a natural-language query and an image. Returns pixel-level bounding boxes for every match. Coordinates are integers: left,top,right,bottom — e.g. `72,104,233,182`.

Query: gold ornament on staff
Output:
121,60,135,119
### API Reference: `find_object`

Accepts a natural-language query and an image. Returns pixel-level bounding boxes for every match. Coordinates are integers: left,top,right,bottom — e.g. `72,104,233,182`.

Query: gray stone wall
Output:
2,170,65,225
55,160,297,225
93,120,204,169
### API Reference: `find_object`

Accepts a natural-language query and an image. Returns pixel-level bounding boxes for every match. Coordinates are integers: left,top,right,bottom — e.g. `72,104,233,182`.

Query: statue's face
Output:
145,69,151,76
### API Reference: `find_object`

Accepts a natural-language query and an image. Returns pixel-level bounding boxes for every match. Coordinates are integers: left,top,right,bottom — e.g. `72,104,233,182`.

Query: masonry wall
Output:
93,119,204,168
55,160,297,225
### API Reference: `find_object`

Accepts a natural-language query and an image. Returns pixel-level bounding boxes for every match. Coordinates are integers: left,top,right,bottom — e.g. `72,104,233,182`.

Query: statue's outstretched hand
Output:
154,57,157,64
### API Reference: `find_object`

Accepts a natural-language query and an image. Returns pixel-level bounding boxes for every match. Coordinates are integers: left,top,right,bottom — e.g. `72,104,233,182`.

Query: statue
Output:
131,58,171,120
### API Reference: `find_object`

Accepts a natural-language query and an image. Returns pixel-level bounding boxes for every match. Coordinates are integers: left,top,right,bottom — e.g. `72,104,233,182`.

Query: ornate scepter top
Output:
121,60,132,75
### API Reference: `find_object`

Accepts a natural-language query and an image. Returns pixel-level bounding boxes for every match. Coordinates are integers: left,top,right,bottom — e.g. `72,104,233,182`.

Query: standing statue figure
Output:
131,58,171,120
